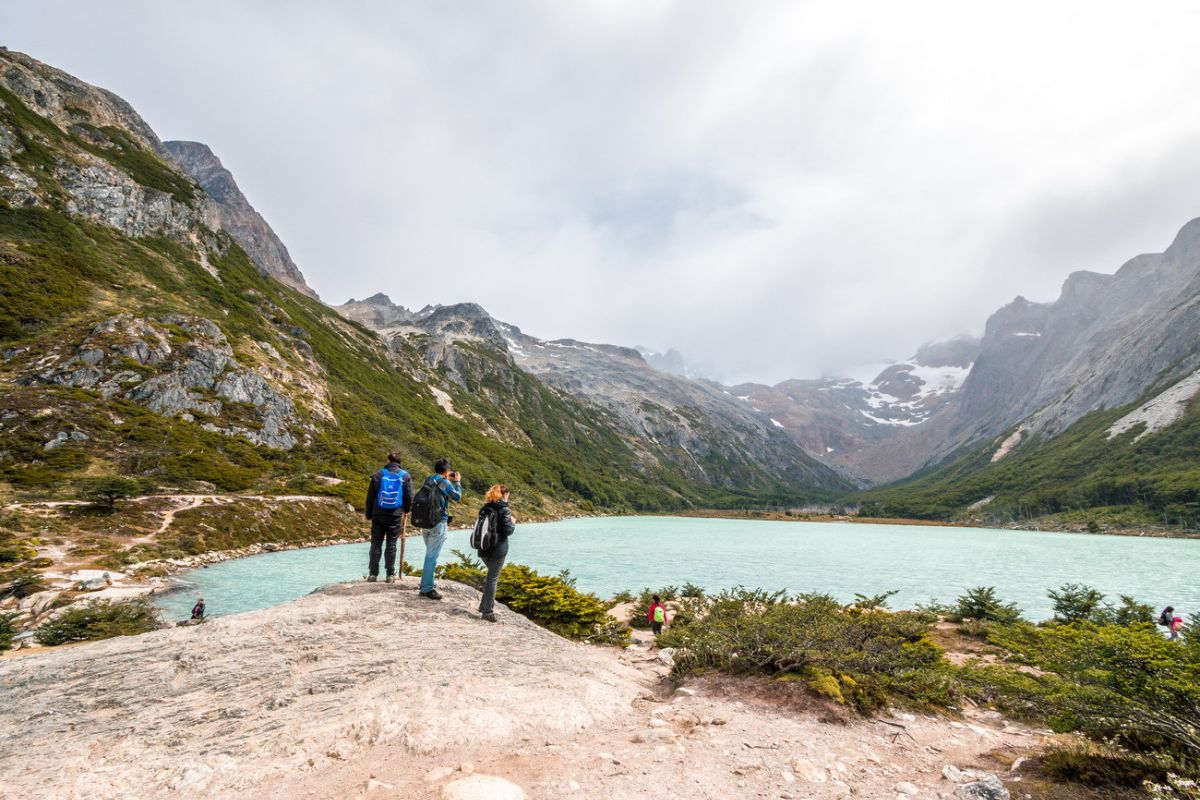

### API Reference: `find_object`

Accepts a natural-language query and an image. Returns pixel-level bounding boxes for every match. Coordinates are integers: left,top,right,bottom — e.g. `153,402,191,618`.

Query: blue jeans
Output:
420,520,448,592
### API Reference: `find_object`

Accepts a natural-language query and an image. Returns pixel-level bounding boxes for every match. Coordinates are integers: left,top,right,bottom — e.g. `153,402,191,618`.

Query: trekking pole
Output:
399,514,407,584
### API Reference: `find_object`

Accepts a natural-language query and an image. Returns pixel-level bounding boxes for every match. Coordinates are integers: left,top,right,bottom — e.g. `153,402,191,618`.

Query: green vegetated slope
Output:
0,85,836,515
853,395,1200,529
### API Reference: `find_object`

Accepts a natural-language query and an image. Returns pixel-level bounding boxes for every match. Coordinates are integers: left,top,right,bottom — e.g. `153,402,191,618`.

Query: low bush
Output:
0,612,16,652
34,598,162,645
438,552,627,644
77,476,144,512
1040,742,1169,789
658,588,955,713
1,568,46,600
951,586,1023,623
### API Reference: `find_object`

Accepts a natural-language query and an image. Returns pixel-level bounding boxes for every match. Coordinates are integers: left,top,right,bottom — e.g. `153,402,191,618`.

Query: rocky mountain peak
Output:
163,140,315,297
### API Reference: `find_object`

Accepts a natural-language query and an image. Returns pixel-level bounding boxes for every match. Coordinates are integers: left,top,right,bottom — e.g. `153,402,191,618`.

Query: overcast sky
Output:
6,2,1200,382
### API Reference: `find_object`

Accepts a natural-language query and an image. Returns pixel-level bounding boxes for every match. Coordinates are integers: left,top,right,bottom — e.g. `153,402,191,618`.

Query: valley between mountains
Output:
0,44,1197,617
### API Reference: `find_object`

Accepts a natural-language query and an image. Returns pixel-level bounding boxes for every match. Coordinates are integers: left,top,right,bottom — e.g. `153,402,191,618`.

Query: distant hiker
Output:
365,452,414,583
1171,615,1185,641
410,458,462,600
648,594,668,636
472,484,516,623
1159,605,1175,628
191,597,205,620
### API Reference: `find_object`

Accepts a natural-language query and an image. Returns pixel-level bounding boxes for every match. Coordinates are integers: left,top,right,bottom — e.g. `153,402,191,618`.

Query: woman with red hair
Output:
475,484,516,622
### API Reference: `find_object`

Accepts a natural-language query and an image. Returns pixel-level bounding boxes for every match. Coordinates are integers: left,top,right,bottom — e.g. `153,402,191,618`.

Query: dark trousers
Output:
369,515,404,577
479,552,507,614
651,621,663,635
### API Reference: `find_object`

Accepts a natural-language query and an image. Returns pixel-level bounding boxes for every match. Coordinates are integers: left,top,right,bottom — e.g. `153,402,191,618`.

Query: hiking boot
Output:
419,589,443,600
481,612,498,623
366,575,378,582
385,574,397,584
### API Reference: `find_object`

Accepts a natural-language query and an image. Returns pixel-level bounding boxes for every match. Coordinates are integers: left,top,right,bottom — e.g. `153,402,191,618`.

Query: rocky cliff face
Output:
949,220,1200,452
0,49,218,235
335,297,851,494
163,140,316,297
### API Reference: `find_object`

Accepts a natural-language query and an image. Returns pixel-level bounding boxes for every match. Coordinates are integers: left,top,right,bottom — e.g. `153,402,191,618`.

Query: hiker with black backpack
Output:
471,484,516,623
409,458,462,600
364,452,414,583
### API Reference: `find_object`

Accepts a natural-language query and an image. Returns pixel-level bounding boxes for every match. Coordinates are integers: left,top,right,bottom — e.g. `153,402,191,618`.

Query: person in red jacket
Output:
648,594,668,635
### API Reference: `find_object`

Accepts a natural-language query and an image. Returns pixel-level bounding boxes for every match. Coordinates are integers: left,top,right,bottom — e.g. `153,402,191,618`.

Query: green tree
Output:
0,612,16,652
78,476,142,512
953,586,1023,623
1049,583,1107,623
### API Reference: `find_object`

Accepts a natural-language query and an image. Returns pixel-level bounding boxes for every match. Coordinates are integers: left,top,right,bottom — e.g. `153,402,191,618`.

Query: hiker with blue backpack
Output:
364,452,414,583
409,458,462,600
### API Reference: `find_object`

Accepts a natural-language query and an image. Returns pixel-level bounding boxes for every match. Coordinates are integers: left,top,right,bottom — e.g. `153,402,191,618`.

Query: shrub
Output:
438,552,627,644
77,476,143,512
1,569,46,600
1112,595,1156,627
0,612,16,652
986,620,1200,762
1049,583,1107,623
952,586,1023,623
35,598,162,645
658,588,955,713
1041,742,1169,788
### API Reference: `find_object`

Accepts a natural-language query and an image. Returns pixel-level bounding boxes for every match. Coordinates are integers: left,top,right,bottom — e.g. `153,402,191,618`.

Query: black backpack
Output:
1159,608,1173,627
410,477,442,529
471,506,501,552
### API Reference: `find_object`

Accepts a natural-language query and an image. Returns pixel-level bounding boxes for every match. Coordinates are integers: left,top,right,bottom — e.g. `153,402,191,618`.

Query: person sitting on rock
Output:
417,459,462,600
475,484,516,623
191,597,205,620
365,451,414,583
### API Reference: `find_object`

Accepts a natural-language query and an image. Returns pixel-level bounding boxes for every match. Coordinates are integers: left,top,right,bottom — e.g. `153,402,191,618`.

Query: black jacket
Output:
478,499,516,557
365,464,414,520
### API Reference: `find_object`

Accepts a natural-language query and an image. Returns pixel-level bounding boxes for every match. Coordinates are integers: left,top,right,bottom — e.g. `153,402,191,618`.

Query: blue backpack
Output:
376,467,408,510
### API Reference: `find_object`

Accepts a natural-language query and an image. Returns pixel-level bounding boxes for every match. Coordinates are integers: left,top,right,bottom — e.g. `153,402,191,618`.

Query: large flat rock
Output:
0,582,644,799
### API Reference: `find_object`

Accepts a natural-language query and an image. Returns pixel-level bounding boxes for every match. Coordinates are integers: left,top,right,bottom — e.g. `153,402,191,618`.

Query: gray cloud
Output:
7,1,1200,383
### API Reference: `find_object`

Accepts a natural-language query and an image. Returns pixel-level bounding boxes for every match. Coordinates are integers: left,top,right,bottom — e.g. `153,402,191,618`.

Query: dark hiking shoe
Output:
385,575,397,584
419,589,443,600
481,612,498,623
366,575,378,582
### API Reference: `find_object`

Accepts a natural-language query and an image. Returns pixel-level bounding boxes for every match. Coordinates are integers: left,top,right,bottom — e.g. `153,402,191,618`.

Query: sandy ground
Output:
0,580,1047,800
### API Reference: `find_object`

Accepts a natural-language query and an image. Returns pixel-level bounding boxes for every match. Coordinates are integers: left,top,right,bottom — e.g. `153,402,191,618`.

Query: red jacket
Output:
648,602,667,624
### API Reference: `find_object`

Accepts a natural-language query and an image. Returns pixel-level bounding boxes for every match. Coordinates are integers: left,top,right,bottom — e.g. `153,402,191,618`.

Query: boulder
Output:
895,781,920,795
792,758,826,783
954,774,1009,800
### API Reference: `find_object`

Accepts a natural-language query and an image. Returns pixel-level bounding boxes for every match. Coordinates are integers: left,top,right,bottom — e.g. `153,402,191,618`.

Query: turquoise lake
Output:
154,516,1199,622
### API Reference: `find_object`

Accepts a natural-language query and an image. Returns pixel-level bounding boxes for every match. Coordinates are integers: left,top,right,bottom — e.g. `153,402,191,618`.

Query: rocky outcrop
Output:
0,582,645,800
163,140,316,297
19,313,310,449
0,49,221,238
